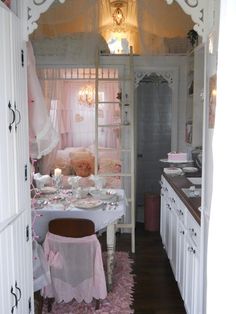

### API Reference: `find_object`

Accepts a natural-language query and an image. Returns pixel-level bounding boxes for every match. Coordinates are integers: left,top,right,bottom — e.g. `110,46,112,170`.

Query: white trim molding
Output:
27,0,66,35
134,70,174,89
165,0,205,38
27,0,206,39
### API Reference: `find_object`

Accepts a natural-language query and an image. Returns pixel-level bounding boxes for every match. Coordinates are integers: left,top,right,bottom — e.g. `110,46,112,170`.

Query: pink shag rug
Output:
42,251,134,314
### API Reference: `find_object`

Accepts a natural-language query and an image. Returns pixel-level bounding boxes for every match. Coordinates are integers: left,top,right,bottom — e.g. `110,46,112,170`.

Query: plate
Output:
164,167,182,175
182,167,198,173
73,198,103,209
40,187,57,194
90,190,117,201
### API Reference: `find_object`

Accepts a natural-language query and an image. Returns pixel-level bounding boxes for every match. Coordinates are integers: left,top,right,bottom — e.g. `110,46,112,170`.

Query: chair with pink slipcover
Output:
42,218,107,311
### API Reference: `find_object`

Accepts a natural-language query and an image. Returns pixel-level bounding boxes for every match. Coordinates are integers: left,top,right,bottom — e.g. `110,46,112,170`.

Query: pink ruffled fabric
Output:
42,232,107,303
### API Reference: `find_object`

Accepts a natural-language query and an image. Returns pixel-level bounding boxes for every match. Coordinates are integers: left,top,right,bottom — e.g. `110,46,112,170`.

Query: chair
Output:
42,218,107,311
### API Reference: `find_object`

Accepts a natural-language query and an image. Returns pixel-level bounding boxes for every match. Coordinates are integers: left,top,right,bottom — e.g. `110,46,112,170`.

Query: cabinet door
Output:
0,211,33,314
176,219,186,298
184,239,199,314
160,187,167,246
0,6,17,224
0,223,15,314
169,205,177,277
11,12,30,215
12,211,33,314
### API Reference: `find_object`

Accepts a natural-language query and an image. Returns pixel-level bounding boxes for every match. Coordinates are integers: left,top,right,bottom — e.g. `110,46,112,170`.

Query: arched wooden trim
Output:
27,0,66,36
26,0,205,38
165,0,205,37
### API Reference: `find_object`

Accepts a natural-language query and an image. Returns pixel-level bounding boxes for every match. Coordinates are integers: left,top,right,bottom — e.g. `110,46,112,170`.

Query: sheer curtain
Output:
39,75,119,153
27,42,59,161
63,81,95,147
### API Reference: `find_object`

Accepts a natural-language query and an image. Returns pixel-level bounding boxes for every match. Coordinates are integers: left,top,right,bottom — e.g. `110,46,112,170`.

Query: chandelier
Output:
113,6,125,26
111,1,127,32
78,85,95,106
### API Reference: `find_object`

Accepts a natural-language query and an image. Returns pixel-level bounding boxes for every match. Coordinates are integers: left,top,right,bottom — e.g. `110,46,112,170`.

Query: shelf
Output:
98,123,131,128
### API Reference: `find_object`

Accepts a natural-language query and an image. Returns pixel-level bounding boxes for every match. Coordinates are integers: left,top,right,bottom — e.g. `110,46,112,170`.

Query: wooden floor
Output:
109,223,186,314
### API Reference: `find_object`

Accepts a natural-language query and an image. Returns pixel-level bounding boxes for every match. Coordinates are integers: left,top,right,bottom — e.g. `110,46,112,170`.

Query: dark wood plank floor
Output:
107,223,186,314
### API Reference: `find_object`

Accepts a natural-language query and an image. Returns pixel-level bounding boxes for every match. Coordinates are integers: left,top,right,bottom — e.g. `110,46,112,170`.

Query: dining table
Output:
31,187,127,290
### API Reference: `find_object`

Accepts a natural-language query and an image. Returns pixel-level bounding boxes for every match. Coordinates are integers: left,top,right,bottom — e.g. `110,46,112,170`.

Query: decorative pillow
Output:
71,159,94,177
98,159,121,174
105,177,121,189
98,149,119,161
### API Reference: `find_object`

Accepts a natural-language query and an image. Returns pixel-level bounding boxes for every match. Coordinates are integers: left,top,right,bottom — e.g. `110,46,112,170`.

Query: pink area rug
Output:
42,252,134,314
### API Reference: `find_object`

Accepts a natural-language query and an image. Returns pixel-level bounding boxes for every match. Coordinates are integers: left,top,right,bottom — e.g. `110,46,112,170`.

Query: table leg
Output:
106,223,116,291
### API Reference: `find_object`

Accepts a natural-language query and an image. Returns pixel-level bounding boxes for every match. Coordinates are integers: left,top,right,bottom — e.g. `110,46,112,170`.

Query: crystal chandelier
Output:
78,85,95,106
113,6,125,26
111,1,127,32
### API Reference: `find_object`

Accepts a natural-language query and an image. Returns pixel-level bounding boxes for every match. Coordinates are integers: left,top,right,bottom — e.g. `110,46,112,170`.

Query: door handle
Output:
137,154,143,158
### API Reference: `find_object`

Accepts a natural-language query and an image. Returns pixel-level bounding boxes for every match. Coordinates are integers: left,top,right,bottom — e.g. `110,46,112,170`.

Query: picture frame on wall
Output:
185,121,192,144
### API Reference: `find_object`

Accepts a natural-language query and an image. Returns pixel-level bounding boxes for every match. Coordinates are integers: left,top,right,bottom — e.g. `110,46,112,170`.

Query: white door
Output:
0,6,17,223
11,12,30,215
136,77,172,211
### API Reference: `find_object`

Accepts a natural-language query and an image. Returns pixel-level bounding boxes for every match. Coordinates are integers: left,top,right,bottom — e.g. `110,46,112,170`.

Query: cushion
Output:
98,158,121,174
71,159,94,177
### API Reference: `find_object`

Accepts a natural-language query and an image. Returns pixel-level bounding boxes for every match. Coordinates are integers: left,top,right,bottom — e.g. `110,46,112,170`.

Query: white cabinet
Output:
0,211,33,314
184,211,200,314
161,179,178,277
176,219,186,297
0,5,17,224
0,4,29,225
0,4,33,313
160,175,201,314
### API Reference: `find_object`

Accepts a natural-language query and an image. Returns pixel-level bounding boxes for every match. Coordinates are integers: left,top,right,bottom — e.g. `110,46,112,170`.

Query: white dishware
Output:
40,187,57,194
90,189,117,201
182,166,198,173
73,198,103,209
164,167,182,176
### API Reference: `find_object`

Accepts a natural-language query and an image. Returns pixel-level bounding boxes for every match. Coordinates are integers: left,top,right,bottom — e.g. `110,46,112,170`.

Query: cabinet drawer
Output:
187,211,200,248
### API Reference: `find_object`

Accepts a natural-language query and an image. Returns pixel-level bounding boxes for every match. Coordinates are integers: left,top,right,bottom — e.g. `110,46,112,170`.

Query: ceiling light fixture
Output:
113,5,125,26
111,1,127,32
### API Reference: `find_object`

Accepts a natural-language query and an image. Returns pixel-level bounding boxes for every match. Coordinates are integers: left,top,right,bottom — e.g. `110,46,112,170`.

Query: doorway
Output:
135,74,172,222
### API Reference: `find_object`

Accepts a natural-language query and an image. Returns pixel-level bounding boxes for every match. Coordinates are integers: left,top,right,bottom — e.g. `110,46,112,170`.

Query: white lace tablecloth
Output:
32,189,127,242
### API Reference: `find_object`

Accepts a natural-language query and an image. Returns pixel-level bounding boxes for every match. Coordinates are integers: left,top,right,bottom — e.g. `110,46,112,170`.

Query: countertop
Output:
163,173,201,225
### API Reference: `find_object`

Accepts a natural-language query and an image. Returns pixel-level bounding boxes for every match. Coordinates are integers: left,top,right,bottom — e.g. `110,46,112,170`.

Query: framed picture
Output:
185,121,192,144
209,74,217,128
